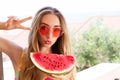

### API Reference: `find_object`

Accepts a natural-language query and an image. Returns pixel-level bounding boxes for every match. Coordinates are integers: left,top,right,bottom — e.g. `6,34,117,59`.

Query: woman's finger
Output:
19,16,32,23
6,17,15,27
51,74,65,78
19,26,32,30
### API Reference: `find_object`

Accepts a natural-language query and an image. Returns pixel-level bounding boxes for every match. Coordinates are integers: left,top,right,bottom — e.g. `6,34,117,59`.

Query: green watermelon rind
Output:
30,52,75,75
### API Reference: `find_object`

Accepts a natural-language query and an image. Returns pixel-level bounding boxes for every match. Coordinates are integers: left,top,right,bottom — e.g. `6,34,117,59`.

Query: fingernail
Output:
45,77,53,80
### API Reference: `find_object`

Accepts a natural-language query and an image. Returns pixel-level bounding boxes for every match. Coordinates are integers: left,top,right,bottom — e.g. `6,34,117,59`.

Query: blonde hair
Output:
19,6,75,80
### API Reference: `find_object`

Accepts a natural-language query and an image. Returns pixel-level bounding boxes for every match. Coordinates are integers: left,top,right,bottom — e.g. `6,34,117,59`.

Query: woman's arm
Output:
0,16,32,70
0,37,23,70
0,22,5,29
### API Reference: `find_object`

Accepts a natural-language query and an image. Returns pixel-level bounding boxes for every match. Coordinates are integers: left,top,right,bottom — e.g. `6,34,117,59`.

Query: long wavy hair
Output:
19,6,75,80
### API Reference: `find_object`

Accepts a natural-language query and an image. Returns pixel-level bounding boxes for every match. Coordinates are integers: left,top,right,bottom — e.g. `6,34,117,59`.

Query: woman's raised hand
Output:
4,16,32,30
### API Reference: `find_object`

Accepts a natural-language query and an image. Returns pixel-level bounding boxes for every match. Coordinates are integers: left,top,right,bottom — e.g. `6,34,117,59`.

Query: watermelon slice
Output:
30,52,75,75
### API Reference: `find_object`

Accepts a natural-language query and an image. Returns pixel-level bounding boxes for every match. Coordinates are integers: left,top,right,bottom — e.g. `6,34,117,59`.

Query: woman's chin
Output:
43,44,52,48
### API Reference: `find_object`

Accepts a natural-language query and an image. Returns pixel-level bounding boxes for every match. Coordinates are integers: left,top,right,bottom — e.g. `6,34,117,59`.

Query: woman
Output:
0,7,76,80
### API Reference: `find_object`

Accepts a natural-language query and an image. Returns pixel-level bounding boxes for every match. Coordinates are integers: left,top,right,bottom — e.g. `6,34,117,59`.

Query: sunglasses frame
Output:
38,24,64,37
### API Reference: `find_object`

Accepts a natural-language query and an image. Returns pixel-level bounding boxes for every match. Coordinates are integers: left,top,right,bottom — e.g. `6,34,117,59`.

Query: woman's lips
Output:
45,40,52,45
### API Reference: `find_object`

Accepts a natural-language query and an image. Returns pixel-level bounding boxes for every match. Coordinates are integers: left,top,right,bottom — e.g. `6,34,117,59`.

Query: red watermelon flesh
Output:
30,52,75,74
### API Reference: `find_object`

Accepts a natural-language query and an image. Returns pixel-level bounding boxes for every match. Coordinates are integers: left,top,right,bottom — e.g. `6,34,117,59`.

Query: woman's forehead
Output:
41,14,60,26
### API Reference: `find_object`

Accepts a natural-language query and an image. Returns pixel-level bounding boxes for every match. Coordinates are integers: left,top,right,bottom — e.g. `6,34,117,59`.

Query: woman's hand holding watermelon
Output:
51,68,74,80
50,69,73,80
51,74,68,80
0,16,32,30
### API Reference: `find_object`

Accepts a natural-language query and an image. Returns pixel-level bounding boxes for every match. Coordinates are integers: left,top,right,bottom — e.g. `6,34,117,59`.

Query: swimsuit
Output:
15,50,24,80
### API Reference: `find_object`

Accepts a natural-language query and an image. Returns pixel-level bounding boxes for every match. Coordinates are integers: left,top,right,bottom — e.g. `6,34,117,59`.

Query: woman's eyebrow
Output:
40,22,49,26
41,22,60,27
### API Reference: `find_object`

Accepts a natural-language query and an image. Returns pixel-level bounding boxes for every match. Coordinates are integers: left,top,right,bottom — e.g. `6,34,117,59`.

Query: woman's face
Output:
38,14,61,48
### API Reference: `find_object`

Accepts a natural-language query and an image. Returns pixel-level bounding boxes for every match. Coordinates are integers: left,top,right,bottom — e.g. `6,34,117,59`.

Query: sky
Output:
0,0,120,34
0,0,120,22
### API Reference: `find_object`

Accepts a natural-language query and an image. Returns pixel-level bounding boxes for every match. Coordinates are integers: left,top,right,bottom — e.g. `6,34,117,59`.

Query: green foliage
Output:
70,18,120,72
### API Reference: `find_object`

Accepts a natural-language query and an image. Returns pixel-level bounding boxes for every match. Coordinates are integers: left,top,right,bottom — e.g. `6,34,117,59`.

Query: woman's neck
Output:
40,47,52,53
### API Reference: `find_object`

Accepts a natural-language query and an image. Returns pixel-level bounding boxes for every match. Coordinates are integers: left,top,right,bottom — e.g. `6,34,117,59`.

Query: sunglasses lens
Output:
39,26,49,35
53,28,61,37
39,25,62,37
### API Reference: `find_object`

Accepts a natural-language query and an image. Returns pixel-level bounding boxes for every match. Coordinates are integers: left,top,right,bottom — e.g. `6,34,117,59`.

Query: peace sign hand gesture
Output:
3,16,32,30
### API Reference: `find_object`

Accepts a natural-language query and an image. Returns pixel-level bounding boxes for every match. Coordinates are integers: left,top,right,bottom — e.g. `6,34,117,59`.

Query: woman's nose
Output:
47,29,53,38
